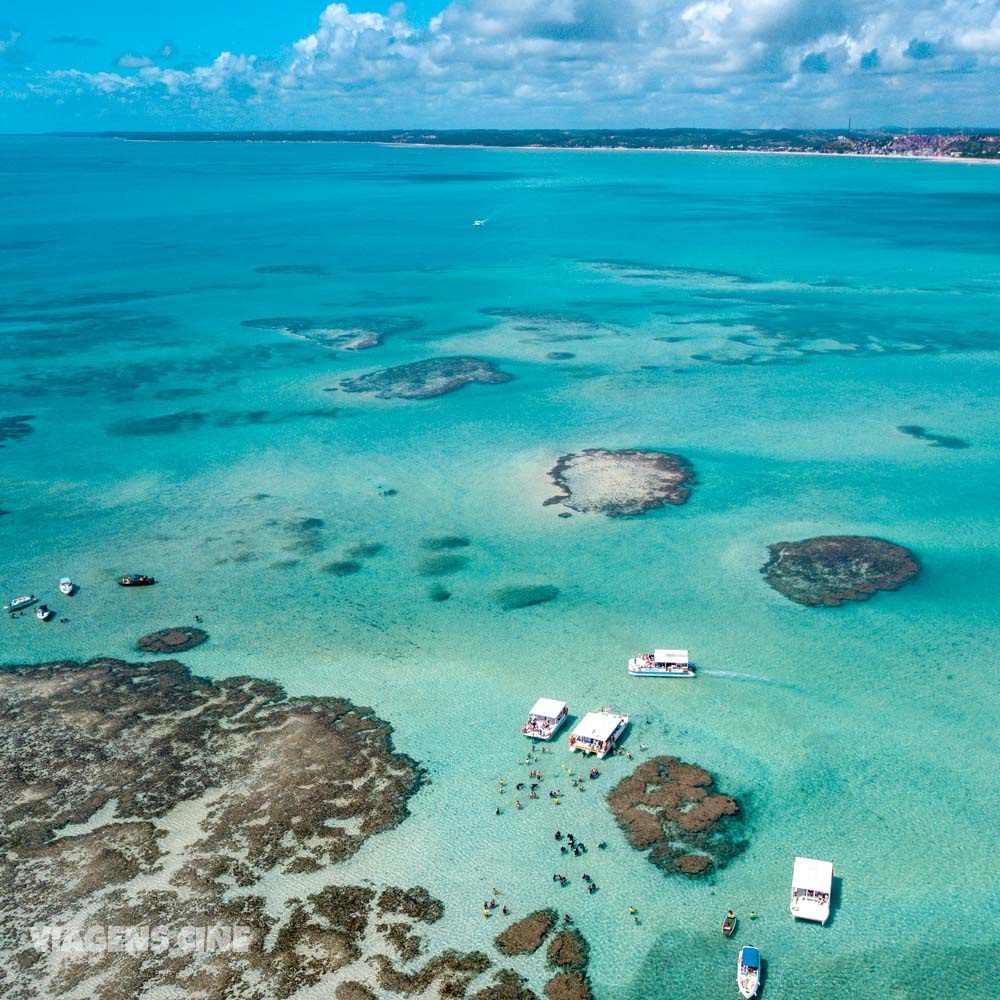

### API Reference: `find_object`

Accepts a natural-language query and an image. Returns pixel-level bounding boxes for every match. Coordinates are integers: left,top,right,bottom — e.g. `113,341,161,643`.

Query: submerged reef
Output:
897,425,969,449
0,414,34,447
241,314,421,352
0,657,425,998
545,449,695,517
0,658,597,998
762,535,920,606
338,357,514,400
136,626,208,653
607,756,745,878
496,585,559,610
252,264,328,275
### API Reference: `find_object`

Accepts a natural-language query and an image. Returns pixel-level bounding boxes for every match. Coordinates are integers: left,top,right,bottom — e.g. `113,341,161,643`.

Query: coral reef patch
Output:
496,585,559,610
607,756,745,878
762,535,920,606
897,425,969,449
136,626,208,653
338,357,514,400
0,415,34,447
495,909,557,956
545,449,695,517
241,314,421,351
421,535,471,550
252,264,328,275
0,657,425,998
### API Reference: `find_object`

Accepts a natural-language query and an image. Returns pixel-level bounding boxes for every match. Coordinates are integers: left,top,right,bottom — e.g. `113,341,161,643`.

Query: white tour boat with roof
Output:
790,856,833,923
737,946,761,998
628,648,695,677
521,698,568,741
568,709,629,758
59,577,75,596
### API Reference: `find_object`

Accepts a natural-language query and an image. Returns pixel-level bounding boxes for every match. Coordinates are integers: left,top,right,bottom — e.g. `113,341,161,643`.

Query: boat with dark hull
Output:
119,574,156,587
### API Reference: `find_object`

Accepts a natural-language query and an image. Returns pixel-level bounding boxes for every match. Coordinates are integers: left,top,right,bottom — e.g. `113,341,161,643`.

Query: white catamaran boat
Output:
521,699,569,741
568,709,629,758
628,648,695,677
790,856,834,924
737,946,761,998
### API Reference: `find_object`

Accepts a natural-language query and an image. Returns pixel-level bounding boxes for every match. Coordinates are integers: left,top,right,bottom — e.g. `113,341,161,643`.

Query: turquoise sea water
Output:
1,137,999,998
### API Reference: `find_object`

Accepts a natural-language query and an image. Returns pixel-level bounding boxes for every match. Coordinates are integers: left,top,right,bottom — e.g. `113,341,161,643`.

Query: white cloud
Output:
35,0,1000,125
115,52,155,68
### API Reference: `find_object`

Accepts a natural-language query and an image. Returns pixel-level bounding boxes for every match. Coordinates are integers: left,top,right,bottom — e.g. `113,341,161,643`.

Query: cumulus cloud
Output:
115,52,155,68
30,0,1000,126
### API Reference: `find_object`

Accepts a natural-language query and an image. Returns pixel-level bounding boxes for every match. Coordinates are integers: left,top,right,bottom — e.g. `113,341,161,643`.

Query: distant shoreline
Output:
52,134,1000,165
44,128,1000,163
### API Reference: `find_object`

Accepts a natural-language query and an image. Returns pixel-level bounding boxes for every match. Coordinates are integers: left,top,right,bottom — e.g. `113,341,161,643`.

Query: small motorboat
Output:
737,946,761,998
35,605,53,621
722,911,737,937
59,577,75,596
4,595,36,613
119,574,155,587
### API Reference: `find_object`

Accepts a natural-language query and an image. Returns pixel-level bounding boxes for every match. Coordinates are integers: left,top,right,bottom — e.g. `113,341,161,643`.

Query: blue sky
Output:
3,0,1000,132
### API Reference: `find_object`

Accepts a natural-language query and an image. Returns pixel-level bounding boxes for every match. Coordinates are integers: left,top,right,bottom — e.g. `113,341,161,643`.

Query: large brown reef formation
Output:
762,535,919,606
0,658,594,999
607,756,745,878
136,626,209,653
545,449,695,517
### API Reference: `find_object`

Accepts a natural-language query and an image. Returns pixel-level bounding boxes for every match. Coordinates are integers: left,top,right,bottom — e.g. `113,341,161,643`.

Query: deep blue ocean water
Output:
1,137,998,998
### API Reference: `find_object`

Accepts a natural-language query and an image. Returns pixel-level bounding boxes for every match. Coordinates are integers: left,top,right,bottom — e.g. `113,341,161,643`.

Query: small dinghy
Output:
737,946,761,998
35,605,53,621
722,911,737,937
59,577,75,596
119,574,155,587
4,595,36,613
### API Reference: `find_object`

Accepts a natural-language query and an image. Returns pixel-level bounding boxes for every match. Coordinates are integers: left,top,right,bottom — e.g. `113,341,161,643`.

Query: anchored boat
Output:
59,577,75,596
521,698,568,741
722,911,737,937
790,856,833,924
4,595,36,613
35,605,53,621
119,574,155,587
737,946,761,998
628,649,695,677
568,709,629,758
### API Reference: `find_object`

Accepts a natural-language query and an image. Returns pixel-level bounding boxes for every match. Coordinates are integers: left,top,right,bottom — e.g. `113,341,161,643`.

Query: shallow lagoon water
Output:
1,138,998,998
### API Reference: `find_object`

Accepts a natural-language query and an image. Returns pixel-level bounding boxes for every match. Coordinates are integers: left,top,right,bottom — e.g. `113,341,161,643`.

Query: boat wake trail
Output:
700,670,799,690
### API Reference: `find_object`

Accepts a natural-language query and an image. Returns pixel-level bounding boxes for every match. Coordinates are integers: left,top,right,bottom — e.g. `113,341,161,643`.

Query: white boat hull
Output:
627,667,695,677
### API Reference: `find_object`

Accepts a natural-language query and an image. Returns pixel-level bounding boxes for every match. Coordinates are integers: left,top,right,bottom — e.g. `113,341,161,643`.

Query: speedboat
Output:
119,574,155,587
35,605,53,621
722,912,737,937
3,595,36,613
473,219,486,226
737,946,761,998
59,577,75,596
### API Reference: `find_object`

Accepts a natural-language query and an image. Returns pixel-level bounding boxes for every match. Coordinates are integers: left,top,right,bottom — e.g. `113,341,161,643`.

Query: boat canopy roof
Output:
572,712,624,742
60,577,72,583
792,857,833,892
654,649,689,664
529,698,566,719
741,947,760,969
